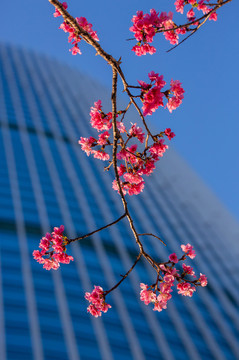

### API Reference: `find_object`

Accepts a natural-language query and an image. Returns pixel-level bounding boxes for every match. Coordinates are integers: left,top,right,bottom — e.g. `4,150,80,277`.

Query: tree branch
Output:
67,213,126,243
138,233,166,246
104,252,142,295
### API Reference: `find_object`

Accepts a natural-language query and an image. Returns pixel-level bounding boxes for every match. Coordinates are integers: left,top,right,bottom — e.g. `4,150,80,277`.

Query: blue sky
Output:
1,0,239,220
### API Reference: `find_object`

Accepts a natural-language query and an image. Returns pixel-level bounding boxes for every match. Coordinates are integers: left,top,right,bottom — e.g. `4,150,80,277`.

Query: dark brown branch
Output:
67,213,126,243
167,30,197,53
138,233,166,246
167,10,214,52
111,68,158,270
163,0,232,32
104,253,142,295
48,0,153,139
49,0,168,276
120,100,132,123
165,0,233,52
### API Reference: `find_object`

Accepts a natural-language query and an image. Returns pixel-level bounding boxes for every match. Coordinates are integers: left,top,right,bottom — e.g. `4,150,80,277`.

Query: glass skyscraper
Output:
0,43,239,360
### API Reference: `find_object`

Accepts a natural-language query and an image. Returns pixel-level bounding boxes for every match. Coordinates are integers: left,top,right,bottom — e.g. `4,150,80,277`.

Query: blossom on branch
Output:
77,97,175,196
78,136,96,156
139,72,184,115
169,253,178,263
166,79,185,113
85,286,111,317
90,100,112,132
53,1,99,55
53,1,67,17
33,225,74,270
165,128,176,140
130,1,218,55
130,9,178,55
177,282,196,297
139,244,207,313
181,243,196,259
199,273,208,287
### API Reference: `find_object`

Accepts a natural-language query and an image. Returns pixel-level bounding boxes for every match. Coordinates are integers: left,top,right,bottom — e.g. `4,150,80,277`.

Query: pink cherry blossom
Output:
167,80,185,113
87,304,102,317
53,2,68,17
33,226,74,270
78,136,96,156
116,121,126,133
169,253,178,263
199,273,208,287
129,123,145,143
130,9,179,55
149,140,168,158
132,44,156,56
140,243,207,313
112,179,127,195
125,181,145,196
176,27,187,35
85,286,111,317
123,172,144,185
182,263,195,277
56,5,99,56
165,128,175,140
117,164,126,176
69,44,82,55
209,12,217,21
90,100,112,131
92,150,110,161
163,19,179,45
181,243,196,259
97,131,110,145
76,17,99,41
33,250,45,264
163,274,175,284
139,73,184,116
153,292,171,312
177,282,196,297
140,283,156,305
142,87,165,116
198,1,210,14
175,0,185,14
187,8,196,22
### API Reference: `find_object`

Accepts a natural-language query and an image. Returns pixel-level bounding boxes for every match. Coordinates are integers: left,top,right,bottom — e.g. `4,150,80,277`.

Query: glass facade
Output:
0,43,239,360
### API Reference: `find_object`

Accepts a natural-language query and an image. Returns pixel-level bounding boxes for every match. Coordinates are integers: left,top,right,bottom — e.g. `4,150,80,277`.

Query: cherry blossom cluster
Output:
53,1,99,55
130,9,187,56
78,71,183,196
112,135,168,196
33,225,74,270
130,1,218,56
85,286,111,317
140,243,207,312
139,71,185,115
78,100,113,161
175,0,218,22
78,99,178,196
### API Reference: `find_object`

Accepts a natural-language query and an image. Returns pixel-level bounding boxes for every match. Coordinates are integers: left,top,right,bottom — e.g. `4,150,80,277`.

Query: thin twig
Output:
67,213,126,243
120,100,132,122
165,0,232,52
167,11,212,52
104,253,142,295
111,68,157,270
167,30,197,53
138,233,166,246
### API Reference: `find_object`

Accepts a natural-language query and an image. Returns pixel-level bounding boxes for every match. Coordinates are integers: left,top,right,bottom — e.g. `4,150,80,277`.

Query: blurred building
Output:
0,43,239,360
